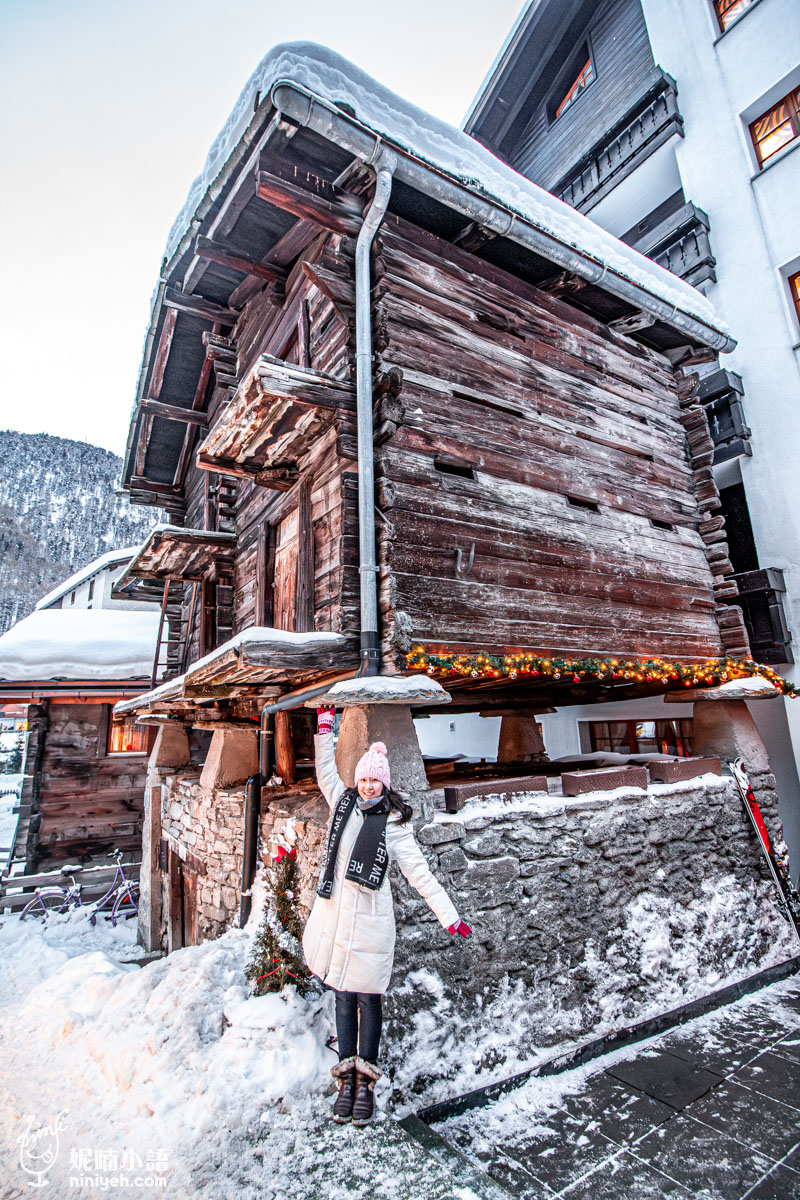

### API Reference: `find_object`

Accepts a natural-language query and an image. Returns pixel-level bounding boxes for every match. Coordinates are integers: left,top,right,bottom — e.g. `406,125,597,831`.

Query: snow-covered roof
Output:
35,547,140,611
0,610,160,682
163,42,728,342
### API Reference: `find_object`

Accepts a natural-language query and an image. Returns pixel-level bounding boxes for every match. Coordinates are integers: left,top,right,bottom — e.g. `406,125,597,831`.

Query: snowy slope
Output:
0,431,161,636
0,878,467,1200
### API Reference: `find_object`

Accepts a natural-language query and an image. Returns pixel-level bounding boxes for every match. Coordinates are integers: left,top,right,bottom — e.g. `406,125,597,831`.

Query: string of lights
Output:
406,646,799,697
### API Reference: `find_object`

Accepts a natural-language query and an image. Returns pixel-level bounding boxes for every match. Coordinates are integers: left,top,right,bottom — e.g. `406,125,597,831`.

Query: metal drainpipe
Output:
239,158,395,924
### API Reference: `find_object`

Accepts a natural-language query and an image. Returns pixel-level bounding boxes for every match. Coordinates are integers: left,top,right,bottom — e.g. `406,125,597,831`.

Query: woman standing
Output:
302,705,472,1126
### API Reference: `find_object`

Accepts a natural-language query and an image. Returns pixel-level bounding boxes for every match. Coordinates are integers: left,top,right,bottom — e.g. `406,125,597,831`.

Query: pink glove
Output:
317,705,335,735
448,920,472,939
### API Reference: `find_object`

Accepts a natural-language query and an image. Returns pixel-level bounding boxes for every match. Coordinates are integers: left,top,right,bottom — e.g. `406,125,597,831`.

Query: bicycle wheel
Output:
19,889,68,922
111,883,139,926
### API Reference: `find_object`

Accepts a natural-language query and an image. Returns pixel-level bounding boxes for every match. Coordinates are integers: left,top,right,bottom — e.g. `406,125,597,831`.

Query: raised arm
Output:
389,821,460,931
314,705,346,811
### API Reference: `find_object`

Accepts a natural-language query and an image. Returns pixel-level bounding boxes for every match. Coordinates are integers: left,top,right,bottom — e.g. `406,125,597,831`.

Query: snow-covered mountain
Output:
0,431,161,634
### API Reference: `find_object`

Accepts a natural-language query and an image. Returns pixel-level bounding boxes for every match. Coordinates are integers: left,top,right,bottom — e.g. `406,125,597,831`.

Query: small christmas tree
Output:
246,847,311,996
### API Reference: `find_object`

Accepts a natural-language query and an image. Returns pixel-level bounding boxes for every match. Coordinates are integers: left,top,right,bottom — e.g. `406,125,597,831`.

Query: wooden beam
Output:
163,287,238,325
173,321,222,490
256,170,363,236
140,399,209,427
148,308,177,400
130,475,184,497
134,413,153,478
194,236,288,285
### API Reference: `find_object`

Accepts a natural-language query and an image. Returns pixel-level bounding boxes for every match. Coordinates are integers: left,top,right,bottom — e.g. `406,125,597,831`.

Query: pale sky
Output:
0,0,523,457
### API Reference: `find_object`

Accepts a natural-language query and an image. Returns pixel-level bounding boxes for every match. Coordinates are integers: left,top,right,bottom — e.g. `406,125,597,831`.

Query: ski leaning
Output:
731,757,800,942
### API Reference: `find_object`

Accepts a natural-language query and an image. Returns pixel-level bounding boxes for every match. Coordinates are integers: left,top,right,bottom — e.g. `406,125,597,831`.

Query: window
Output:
87,578,94,603
714,0,756,32
789,271,800,324
108,714,150,755
750,88,800,167
588,719,694,756
554,55,595,120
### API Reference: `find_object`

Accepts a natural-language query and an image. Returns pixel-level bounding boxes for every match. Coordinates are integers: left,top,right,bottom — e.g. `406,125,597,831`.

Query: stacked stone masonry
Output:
156,768,795,1064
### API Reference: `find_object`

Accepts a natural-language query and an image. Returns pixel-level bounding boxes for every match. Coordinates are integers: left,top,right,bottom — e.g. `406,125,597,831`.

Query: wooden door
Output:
273,508,299,631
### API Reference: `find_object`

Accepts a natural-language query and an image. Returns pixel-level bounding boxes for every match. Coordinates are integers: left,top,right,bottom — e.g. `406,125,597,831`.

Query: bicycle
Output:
18,864,84,922
18,849,138,926
88,849,139,926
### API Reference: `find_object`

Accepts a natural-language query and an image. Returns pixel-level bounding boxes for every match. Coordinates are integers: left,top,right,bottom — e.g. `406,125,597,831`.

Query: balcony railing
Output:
634,202,717,288
730,568,793,664
557,72,683,213
696,370,752,464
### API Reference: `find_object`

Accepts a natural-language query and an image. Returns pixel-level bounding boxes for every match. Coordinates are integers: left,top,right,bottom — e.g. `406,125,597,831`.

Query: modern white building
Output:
36,547,145,612
460,0,800,862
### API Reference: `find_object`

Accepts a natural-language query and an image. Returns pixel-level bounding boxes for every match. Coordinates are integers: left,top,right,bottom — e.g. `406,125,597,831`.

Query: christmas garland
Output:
406,646,799,698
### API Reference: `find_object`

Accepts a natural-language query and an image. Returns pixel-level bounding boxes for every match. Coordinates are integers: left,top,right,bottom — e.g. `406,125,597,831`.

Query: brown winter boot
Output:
330,1057,357,1123
352,1057,382,1127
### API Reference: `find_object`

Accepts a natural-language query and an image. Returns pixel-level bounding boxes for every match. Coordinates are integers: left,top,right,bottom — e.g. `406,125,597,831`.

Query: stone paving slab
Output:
432,975,800,1199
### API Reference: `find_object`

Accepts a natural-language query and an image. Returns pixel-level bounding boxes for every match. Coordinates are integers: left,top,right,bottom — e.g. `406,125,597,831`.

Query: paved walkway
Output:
434,975,800,1199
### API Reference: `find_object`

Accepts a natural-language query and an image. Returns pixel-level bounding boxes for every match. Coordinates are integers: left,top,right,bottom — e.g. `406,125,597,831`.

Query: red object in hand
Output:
448,920,472,938
317,704,336,735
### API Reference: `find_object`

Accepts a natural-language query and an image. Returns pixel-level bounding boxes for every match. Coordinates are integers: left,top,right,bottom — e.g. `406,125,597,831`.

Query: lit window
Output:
555,57,595,120
108,714,149,754
714,0,756,32
789,271,800,324
750,89,800,167
588,719,694,756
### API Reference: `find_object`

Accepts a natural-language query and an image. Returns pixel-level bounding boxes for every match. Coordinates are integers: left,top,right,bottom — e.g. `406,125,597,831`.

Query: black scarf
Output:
317,789,390,897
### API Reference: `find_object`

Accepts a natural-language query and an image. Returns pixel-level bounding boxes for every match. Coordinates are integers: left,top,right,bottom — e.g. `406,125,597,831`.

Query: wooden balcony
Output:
196,354,355,487
118,526,236,584
634,202,717,289
557,72,683,213
114,627,360,714
696,370,752,464
729,568,793,665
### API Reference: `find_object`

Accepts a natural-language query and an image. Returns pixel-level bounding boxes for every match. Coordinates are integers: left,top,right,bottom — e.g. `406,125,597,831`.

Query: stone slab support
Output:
200,727,258,790
691,699,770,772
335,704,430,815
497,715,546,763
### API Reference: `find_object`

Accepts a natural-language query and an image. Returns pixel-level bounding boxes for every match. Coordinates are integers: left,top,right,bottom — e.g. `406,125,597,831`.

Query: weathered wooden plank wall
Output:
371,215,725,667
36,702,146,864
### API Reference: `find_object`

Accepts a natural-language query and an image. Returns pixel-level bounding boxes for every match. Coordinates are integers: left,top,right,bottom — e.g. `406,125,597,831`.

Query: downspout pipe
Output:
239,705,274,928
239,162,395,922
270,80,735,355
355,150,397,676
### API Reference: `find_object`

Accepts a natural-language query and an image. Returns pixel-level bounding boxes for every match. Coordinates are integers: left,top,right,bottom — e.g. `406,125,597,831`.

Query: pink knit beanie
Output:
354,741,391,790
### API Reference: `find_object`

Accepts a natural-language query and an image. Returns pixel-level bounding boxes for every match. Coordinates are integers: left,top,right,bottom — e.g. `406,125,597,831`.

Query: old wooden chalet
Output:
113,45,759,949
0,550,161,874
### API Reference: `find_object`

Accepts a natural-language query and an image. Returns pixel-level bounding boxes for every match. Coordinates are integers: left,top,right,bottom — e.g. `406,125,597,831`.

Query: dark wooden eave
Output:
120,526,236,584
114,628,360,716
196,354,356,482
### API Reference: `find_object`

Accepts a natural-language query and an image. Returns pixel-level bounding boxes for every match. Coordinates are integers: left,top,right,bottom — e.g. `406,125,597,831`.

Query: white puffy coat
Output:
301,735,459,994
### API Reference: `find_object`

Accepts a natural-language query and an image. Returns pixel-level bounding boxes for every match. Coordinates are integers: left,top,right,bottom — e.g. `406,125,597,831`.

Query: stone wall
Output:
384,769,797,1099
153,763,796,1098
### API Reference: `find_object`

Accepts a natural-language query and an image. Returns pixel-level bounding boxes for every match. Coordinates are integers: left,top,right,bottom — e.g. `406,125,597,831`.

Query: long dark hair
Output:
345,785,413,824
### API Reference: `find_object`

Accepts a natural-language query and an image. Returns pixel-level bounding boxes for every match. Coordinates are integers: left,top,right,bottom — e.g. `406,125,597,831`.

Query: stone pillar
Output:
138,723,192,953
497,715,547,763
335,704,431,816
200,726,258,790
691,700,770,772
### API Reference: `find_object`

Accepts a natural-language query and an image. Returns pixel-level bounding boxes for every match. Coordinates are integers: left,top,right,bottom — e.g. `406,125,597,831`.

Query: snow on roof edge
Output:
35,548,141,611
158,42,730,344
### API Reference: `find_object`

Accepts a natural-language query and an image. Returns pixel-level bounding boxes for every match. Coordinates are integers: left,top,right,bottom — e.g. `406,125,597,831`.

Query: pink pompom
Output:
371,741,387,755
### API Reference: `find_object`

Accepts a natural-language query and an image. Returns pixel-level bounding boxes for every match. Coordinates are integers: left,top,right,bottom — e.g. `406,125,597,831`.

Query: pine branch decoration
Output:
245,848,311,996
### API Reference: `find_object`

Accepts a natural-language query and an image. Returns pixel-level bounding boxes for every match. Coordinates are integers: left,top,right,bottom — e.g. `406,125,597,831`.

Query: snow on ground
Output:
0,774,22,868
0,875,467,1200
437,974,800,1152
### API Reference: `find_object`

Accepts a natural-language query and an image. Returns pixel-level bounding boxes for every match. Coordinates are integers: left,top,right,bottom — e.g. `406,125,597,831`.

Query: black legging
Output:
334,989,383,1063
